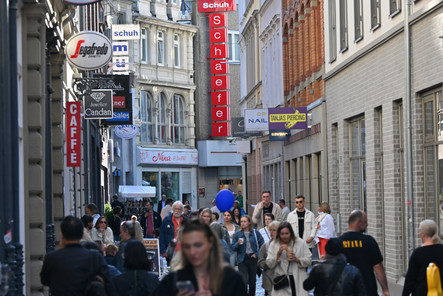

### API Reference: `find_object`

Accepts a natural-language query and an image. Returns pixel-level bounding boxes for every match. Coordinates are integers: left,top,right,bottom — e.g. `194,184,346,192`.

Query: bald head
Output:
348,210,368,233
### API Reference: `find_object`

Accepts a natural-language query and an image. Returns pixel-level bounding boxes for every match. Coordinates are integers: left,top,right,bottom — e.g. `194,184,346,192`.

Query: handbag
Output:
273,274,289,290
272,242,293,291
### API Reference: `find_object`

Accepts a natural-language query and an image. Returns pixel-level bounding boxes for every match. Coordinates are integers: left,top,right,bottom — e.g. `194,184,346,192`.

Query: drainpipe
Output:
404,0,415,255
8,0,24,293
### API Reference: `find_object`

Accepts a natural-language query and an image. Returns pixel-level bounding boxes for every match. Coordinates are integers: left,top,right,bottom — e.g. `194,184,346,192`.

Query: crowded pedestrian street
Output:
2,0,443,295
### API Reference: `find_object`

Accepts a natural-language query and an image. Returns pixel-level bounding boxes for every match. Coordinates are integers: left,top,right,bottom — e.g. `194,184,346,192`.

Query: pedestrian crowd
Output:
40,190,443,296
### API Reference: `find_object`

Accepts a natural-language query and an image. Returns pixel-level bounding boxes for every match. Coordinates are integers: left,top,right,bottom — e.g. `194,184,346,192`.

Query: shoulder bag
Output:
272,263,290,290
253,230,263,277
272,241,293,291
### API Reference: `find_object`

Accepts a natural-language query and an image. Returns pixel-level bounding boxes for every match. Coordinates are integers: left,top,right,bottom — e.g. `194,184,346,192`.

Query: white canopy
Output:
118,185,156,199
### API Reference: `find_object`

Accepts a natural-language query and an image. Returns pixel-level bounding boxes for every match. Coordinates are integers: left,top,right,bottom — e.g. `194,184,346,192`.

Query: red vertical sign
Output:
67,102,81,167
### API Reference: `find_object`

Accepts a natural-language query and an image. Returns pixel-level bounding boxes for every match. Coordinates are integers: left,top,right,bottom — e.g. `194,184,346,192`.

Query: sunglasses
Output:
99,221,107,224
295,201,304,204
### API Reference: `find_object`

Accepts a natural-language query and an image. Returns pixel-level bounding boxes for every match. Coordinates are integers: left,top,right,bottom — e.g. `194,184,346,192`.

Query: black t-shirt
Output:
296,210,305,238
402,244,443,296
340,231,383,296
262,203,273,225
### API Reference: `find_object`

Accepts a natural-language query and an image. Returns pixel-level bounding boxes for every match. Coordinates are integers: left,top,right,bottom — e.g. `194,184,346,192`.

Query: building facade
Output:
324,0,443,283
194,1,243,209
282,0,327,211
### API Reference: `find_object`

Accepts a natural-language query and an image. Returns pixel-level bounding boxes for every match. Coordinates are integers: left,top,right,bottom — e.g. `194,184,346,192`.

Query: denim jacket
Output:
231,229,264,264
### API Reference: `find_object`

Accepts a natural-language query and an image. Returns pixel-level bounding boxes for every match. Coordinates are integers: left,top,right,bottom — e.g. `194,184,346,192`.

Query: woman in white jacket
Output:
266,221,311,296
90,216,115,247
315,202,336,259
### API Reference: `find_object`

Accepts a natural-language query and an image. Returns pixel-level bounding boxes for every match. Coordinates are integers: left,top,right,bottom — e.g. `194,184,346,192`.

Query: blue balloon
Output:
215,189,235,212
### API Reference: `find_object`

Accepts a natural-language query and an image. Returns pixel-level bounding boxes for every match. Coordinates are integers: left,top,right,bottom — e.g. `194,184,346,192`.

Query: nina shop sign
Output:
65,31,112,70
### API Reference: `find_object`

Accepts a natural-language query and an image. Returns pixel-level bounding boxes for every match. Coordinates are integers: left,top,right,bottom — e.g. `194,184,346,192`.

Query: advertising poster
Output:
143,239,161,277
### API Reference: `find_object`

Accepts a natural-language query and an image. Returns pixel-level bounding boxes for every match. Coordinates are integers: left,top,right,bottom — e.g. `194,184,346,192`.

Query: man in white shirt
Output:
278,199,290,221
286,195,316,249
160,198,173,220
251,190,282,229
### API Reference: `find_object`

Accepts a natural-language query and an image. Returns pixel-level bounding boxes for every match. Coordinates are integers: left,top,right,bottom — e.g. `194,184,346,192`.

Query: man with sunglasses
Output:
287,195,317,251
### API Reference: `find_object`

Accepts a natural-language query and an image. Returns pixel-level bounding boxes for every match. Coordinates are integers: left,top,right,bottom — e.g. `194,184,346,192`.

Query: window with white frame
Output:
354,0,363,42
328,0,337,62
140,91,154,142
157,93,167,143
171,95,185,144
339,0,348,52
157,31,164,65
228,31,240,62
390,0,401,16
371,0,381,30
141,28,148,63
349,117,366,211
422,90,443,231
173,34,180,67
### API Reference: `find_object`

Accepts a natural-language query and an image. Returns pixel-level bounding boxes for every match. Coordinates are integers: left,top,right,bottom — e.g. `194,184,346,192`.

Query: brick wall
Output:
283,0,325,107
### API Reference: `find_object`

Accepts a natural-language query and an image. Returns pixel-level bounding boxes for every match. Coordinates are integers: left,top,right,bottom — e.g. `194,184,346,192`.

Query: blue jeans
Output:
239,254,258,296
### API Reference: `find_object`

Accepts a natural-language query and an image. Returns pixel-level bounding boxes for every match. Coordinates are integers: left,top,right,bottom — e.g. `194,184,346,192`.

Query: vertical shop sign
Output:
67,102,81,167
208,11,231,137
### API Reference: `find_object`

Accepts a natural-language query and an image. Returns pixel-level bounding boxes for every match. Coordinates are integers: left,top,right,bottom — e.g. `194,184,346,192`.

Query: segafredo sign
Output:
65,31,112,70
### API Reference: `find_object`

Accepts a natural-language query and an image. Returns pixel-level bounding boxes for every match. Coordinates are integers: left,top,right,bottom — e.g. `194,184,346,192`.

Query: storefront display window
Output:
142,172,159,202
162,172,179,201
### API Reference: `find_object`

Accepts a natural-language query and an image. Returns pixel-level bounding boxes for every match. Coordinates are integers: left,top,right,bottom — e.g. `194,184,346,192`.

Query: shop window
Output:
161,172,179,201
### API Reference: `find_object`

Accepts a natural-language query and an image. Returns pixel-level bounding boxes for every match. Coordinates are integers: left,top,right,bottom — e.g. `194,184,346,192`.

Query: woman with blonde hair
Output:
90,216,114,247
200,208,213,225
315,202,335,259
155,218,246,295
402,219,443,296
258,220,280,295
231,215,264,296
266,221,311,296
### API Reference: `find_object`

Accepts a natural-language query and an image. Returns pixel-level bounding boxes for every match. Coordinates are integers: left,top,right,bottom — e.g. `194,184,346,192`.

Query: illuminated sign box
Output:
211,75,230,90
212,106,230,121
212,122,231,137
211,60,229,75
209,13,228,27
198,0,236,12
211,91,230,105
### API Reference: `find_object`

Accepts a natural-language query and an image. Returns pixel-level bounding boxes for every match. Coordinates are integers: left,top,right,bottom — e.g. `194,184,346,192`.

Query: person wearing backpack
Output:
303,238,366,296
112,240,159,296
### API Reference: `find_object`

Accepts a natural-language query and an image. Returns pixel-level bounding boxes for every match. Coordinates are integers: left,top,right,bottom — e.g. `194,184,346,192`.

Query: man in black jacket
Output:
41,215,116,296
140,200,162,238
303,238,366,296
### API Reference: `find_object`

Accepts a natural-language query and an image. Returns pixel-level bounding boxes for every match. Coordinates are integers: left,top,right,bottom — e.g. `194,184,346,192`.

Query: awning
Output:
118,185,156,198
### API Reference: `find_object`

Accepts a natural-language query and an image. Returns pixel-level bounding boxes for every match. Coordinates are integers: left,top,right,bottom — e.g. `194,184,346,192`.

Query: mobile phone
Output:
176,280,195,292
